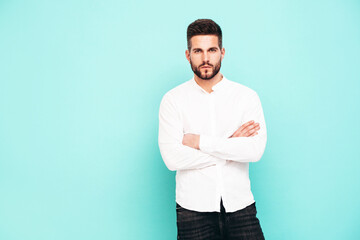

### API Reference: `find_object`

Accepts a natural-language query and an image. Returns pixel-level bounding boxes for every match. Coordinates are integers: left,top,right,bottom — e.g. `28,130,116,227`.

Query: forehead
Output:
190,35,219,49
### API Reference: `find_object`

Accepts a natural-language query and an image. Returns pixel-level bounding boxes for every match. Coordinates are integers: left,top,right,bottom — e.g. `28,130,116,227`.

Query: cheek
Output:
211,54,221,61
191,57,202,65
191,54,201,60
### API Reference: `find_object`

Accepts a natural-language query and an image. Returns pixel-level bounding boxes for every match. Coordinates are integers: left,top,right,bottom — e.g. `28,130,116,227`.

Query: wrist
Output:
195,134,200,150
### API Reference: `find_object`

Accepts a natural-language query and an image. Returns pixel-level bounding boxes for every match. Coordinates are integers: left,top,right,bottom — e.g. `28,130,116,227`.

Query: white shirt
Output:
158,74,267,212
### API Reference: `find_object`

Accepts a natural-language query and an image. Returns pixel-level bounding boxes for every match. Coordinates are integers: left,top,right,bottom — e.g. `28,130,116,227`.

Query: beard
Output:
190,57,222,80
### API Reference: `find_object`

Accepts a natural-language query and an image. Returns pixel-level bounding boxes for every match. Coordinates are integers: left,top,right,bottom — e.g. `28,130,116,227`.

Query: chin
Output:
201,76,213,80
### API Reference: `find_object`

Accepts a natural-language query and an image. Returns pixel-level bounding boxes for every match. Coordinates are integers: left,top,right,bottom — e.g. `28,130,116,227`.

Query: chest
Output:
179,93,246,137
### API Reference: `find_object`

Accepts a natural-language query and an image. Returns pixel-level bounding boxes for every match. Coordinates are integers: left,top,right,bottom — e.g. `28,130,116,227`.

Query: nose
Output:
202,51,209,62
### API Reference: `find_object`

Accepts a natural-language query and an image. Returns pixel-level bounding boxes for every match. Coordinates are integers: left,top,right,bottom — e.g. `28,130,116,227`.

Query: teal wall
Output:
1,0,359,239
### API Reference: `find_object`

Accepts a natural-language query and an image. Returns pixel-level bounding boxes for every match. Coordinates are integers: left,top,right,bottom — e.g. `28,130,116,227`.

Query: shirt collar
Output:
191,74,229,94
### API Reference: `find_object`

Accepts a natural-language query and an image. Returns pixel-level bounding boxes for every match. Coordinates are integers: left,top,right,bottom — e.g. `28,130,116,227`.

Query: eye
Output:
209,48,217,52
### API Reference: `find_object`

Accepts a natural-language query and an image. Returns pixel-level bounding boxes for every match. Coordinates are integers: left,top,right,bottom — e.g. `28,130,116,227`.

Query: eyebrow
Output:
192,47,219,51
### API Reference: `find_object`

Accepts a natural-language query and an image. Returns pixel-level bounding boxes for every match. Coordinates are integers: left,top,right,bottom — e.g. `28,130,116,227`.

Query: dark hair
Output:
187,19,222,51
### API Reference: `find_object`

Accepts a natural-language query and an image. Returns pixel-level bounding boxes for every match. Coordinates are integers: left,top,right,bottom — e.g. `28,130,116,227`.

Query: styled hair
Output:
187,19,222,51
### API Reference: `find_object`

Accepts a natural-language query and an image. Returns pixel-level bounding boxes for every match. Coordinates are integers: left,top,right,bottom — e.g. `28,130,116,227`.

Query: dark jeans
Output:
176,199,265,240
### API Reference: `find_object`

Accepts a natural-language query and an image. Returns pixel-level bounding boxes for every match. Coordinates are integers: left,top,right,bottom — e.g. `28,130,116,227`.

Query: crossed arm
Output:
158,92,267,171
182,120,260,149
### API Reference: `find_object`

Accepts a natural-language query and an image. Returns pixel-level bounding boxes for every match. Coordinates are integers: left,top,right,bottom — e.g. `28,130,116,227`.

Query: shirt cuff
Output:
199,135,218,153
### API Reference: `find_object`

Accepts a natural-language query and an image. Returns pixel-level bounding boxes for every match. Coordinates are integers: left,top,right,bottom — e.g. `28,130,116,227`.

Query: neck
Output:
194,72,223,93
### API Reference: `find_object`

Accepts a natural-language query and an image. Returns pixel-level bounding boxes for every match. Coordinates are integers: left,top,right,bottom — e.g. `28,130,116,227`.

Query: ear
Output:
185,49,191,63
221,47,225,61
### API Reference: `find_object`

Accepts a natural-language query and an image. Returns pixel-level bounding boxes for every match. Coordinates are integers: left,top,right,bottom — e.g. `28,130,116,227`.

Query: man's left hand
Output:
182,134,200,150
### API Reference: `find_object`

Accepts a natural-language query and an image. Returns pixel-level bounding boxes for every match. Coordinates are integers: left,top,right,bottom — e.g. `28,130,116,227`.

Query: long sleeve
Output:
199,92,267,162
158,93,220,171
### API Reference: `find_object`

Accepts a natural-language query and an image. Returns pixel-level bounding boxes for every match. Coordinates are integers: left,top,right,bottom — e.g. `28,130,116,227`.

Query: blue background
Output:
1,0,359,239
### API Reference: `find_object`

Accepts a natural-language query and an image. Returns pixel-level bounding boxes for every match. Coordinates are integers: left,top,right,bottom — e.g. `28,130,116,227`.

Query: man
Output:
158,19,267,240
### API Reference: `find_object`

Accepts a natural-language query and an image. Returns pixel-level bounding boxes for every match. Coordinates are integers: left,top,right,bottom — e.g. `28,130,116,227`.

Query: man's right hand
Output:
229,120,260,138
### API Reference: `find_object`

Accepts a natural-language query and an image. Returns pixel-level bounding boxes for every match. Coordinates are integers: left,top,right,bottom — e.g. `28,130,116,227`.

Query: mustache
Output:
199,63,213,67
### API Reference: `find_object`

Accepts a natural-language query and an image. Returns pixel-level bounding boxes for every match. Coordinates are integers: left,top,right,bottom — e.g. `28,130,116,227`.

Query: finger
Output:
236,124,256,137
241,122,258,135
233,121,259,137
249,129,259,136
239,120,255,131
244,124,260,137
245,128,257,137
231,127,246,138
248,132,259,137
232,121,254,137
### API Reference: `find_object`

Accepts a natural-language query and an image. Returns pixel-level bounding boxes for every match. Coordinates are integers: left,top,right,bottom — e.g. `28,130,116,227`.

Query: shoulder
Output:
160,79,192,103
225,78,258,98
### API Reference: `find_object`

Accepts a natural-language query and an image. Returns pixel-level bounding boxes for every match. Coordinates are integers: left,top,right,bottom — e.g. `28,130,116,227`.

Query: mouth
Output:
201,66,212,69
